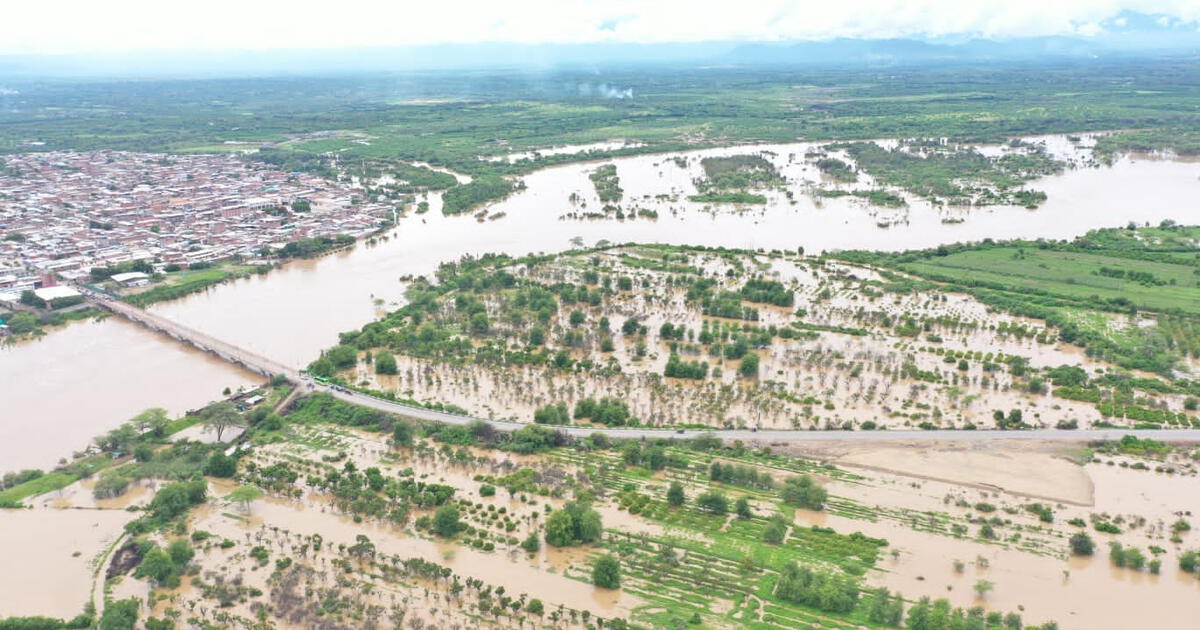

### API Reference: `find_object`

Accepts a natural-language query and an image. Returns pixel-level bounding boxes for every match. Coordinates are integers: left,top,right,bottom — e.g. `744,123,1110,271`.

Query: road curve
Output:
321,384,1200,443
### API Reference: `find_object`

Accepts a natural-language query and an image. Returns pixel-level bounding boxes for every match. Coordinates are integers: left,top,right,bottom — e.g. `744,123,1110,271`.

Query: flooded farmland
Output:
3,136,1200,472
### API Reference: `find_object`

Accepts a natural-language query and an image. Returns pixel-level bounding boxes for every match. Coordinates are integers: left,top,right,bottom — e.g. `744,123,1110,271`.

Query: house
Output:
110,271,151,287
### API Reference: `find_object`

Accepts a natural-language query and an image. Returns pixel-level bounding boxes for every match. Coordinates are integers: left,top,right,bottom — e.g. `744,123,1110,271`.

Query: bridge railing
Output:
86,293,296,378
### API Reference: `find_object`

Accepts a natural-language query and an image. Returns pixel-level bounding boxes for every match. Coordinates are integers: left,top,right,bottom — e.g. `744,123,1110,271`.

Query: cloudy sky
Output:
3,0,1199,54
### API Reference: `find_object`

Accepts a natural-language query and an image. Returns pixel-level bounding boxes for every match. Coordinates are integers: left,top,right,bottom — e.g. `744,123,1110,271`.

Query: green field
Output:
834,225,1200,374
124,264,266,307
3,59,1200,177
901,248,1200,313
0,470,79,504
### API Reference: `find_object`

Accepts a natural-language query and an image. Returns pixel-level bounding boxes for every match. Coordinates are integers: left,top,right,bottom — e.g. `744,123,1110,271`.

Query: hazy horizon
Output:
1,4,1199,78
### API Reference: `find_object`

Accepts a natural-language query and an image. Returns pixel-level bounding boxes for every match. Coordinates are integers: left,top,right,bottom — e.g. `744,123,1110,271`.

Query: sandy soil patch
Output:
789,441,1094,506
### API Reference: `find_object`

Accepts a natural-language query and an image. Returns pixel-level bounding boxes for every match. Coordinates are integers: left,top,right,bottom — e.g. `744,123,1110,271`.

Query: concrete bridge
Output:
83,289,1200,444
81,289,297,380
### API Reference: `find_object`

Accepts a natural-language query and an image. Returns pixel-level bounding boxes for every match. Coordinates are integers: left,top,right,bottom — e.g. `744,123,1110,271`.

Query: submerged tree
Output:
228,484,262,513
592,554,621,589
544,501,602,546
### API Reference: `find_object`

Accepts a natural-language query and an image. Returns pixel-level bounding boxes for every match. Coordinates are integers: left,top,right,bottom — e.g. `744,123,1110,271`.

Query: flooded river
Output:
3,137,1200,472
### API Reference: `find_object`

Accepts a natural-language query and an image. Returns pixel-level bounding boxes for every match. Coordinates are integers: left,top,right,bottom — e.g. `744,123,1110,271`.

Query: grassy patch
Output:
125,264,267,307
0,471,80,504
900,248,1200,313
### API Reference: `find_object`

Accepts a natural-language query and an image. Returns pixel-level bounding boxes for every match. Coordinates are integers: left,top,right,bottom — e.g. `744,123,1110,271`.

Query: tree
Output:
93,472,131,499
148,478,207,521
349,534,376,561
375,351,397,375
780,475,827,510
867,587,904,626
6,311,38,335
202,402,245,442
99,598,139,630
570,510,601,541
227,485,262,513
666,482,685,507
545,509,576,547
1068,532,1094,556
133,443,154,463
19,290,45,308
534,402,570,425
735,496,753,520
696,490,729,515
645,446,667,470
775,563,858,613
136,547,177,585
204,451,236,477
167,539,194,568
132,408,171,437
99,422,139,455
690,432,721,451
738,353,760,378
470,311,490,334
433,504,461,537
763,516,788,544
527,598,544,616
973,580,994,599
1180,550,1200,573
521,531,541,553
592,554,621,589
527,325,547,346
308,356,335,378
324,344,358,369
392,420,414,447
544,501,603,546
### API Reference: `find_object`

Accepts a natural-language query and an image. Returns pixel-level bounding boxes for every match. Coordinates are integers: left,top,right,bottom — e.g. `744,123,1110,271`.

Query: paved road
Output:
87,291,1200,445
321,382,1200,443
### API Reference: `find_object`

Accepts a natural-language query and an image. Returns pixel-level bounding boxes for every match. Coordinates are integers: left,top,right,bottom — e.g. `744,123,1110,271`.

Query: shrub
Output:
1069,532,1094,556
780,475,827,510
544,501,602,546
433,505,461,537
763,516,788,544
775,563,858,614
592,554,621,589
695,491,729,515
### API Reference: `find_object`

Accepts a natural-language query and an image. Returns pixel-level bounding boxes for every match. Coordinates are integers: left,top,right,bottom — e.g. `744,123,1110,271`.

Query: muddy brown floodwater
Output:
193,491,641,618
0,508,131,618
795,490,1200,630
3,137,1199,472
0,317,259,472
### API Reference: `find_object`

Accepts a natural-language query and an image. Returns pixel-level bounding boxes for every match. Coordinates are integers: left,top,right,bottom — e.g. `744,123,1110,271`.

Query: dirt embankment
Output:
106,541,143,580
775,439,1095,506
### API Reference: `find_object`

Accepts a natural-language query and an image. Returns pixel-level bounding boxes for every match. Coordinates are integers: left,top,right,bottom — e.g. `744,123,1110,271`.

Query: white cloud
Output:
3,0,1200,54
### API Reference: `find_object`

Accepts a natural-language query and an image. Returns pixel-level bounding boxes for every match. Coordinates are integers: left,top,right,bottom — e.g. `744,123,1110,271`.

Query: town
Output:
0,150,394,293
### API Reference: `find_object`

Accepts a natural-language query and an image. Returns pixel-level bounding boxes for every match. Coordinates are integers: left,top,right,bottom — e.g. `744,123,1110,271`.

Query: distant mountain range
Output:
1,13,1197,79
